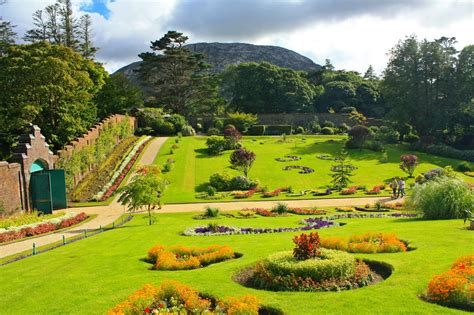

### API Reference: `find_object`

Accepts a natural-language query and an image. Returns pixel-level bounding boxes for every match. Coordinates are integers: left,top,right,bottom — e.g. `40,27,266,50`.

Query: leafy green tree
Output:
363,65,378,81
138,31,219,116
117,166,168,225
96,73,144,118
330,150,355,189
221,62,316,113
230,148,256,177
0,42,107,159
0,17,16,54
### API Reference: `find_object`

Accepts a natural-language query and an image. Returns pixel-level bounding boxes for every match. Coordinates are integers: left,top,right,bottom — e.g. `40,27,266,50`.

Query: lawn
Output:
0,211,472,314
153,135,473,203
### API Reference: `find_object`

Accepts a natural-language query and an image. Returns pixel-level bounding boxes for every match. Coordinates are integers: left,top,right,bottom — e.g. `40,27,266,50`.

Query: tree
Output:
138,31,217,116
95,73,144,118
400,154,419,178
230,148,256,177
0,42,107,159
58,0,77,49
0,17,16,54
330,150,356,189
117,166,168,225
363,65,378,81
77,14,97,58
346,125,371,148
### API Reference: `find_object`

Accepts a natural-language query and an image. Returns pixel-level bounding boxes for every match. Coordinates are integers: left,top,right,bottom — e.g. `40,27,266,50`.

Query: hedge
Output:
410,142,474,162
248,125,266,135
265,125,292,135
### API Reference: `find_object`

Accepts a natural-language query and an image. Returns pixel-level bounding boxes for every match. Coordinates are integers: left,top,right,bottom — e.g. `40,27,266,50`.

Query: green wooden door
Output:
30,173,53,214
44,169,67,210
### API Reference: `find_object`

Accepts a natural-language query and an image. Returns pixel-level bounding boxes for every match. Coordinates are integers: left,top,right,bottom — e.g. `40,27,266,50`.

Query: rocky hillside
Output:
114,42,321,86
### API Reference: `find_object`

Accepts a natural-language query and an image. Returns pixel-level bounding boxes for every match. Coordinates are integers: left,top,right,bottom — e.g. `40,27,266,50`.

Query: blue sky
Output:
80,0,112,19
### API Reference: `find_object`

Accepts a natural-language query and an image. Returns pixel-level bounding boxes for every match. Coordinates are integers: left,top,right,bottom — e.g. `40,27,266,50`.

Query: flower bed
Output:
262,188,282,197
0,212,88,243
301,212,419,224
282,165,314,174
425,255,473,311
95,136,152,201
233,189,257,199
108,280,261,315
320,232,408,253
183,221,338,236
365,185,383,195
275,155,301,162
287,208,327,215
355,206,390,213
336,207,354,212
340,186,358,195
0,211,65,230
146,244,236,270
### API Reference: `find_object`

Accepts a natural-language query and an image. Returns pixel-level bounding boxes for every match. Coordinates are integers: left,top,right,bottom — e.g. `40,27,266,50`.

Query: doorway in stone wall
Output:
30,159,67,214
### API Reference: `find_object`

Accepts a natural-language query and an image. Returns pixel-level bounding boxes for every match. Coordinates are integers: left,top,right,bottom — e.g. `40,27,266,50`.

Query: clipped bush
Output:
181,125,196,136
409,177,474,219
167,114,187,132
264,125,292,135
321,127,334,135
224,112,258,133
248,125,266,135
203,206,220,217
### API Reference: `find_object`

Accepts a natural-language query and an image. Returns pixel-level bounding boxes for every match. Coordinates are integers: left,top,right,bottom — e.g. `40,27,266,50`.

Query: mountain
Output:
114,42,321,87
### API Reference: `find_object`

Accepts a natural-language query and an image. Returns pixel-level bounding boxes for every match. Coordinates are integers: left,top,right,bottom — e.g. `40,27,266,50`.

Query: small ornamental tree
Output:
224,126,242,148
400,154,419,177
230,148,256,177
118,166,168,225
347,125,372,148
330,150,356,189
293,232,321,260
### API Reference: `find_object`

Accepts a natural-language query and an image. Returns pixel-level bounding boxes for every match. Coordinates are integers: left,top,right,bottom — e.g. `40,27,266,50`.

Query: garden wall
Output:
0,162,23,215
56,114,137,186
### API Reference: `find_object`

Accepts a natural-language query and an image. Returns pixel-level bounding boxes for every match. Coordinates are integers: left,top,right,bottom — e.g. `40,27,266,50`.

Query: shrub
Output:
410,142,474,162
321,127,334,135
209,172,233,191
207,127,220,136
347,125,372,148
293,232,321,260
206,185,216,196
230,148,256,177
400,154,419,177
224,112,258,133
338,123,350,133
322,120,335,128
404,133,420,143
308,118,321,134
409,177,474,220
203,206,220,217
365,140,384,152
375,126,400,143
295,126,305,134
457,161,473,172
426,255,473,311
264,125,292,135
147,244,235,270
230,175,258,190
181,125,196,136
206,136,227,155
340,106,357,113
162,161,173,172
273,202,289,215
167,114,187,132
320,232,407,253
154,120,175,135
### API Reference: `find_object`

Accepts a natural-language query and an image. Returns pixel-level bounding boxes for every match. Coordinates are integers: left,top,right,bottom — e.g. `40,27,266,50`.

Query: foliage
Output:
138,31,222,116
203,206,220,218
330,150,356,189
117,166,168,225
293,232,321,260
0,211,65,230
109,281,260,315
146,244,234,270
209,172,233,191
0,42,107,159
409,177,474,220
320,232,407,253
346,125,372,148
457,161,473,173
136,108,189,135
95,73,143,118
224,112,258,133
410,142,474,162
0,17,16,55
374,126,400,144
321,127,334,135
230,175,259,190
272,202,289,215
426,255,474,311
229,148,256,177
221,61,317,113
206,136,228,155
224,125,242,147
207,127,220,136
180,125,196,136
400,154,419,177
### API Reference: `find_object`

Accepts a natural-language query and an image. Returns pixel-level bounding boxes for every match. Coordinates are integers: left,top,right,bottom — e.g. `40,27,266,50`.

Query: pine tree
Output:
58,0,77,49
330,150,356,189
364,65,378,80
23,10,48,43
77,14,97,59
0,18,16,54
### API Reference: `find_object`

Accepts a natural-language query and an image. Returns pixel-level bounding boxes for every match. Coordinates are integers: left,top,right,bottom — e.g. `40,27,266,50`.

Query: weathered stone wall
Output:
0,162,23,215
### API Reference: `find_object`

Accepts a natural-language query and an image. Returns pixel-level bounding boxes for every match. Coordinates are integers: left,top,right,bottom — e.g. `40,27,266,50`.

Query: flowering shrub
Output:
320,232,407,253
340,186,358,195
293,232,321,260
262,188,282,197
108,280,261,315
0,212,88,243
233,189,257,199
0,211,65,229
147,244,235,270
365,185,383,195
426,255,473,311
183,221,338,236
238,210,256,217
287,208,327,215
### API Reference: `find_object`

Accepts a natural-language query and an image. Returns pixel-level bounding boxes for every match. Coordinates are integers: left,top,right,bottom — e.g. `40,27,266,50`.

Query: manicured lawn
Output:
153,135,473,203
0,211,472,314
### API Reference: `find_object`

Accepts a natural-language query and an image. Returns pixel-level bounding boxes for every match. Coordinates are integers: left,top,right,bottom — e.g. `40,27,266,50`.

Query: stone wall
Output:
0,162,23,215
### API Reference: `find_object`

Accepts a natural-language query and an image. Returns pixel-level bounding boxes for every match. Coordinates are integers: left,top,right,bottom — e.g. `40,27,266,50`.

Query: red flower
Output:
144,307,151,313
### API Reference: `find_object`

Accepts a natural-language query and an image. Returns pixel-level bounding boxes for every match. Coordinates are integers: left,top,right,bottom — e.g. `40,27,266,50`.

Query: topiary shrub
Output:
321,127,334,135
408,177,474,219
181,125,196,136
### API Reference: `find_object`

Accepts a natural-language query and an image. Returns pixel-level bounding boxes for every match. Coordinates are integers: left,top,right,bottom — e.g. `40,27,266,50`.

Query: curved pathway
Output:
0,137,168,259
1,136,404,259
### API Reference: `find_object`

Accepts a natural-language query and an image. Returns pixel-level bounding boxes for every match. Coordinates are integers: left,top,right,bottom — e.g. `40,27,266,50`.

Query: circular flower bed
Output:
424,255,473,312
183,221,339,236
275,155,301,162
146,244,236,270
316,154,338,160
320,232,408,253
282,165,314,174
235,232,391,292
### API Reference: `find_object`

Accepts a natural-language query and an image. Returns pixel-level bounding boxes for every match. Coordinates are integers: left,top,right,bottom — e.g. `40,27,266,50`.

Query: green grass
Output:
154,135,473,203
0,211,472,314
